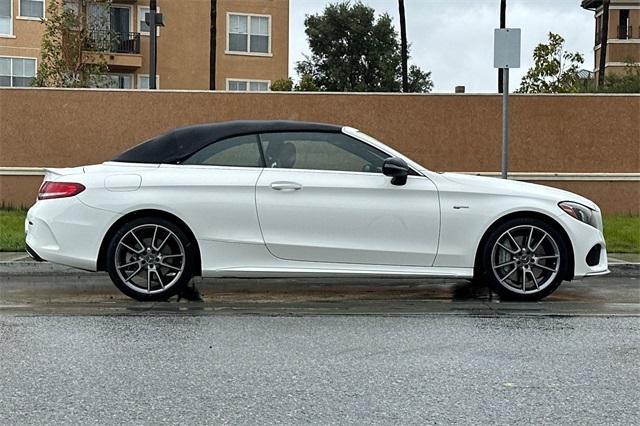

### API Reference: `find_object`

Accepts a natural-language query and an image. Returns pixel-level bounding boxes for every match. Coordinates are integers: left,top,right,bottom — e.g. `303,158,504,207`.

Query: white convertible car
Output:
26,120,608,301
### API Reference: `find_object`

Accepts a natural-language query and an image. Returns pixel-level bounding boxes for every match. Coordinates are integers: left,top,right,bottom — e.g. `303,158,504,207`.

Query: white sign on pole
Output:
494,27,521,179
493,28,521,69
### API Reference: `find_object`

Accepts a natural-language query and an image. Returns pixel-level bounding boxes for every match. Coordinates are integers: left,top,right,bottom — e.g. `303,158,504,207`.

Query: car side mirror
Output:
382,157,409,186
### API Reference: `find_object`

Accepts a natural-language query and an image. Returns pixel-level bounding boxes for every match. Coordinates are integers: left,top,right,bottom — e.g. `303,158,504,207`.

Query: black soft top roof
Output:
112,120,343,164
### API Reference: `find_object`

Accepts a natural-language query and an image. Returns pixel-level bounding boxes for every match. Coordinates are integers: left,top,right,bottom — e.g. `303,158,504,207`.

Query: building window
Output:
111,5,132,35
0,57,36,87
88,73,132,89
249,81,269,91
61,1,81,31
227,13,271,54
0,0,12,35
91,73,133,89
109,74,133,89
19,0,44,18
138,6,160,36
138,6,150,33
63,0,79,15
137,74,159,89
227,79,270,91
618,9,630,39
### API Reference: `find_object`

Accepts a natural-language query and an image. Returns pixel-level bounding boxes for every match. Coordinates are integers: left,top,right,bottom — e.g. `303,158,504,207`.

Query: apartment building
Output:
582,0,640,78
0,0,289,90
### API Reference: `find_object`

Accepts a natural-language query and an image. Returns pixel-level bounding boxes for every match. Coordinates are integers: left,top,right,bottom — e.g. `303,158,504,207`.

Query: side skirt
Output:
202,266,474,279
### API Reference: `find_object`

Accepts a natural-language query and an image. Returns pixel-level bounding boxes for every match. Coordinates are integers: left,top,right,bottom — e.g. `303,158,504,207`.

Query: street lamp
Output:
146,0,165,90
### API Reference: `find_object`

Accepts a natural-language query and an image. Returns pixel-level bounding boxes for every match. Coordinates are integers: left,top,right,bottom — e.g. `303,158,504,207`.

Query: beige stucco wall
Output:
146,0,211,90
126,0,291,89
590,7,640,77
0,89,639,213
607,42,640,63
215,0,289,90
0,0,43,63
0,0,289,90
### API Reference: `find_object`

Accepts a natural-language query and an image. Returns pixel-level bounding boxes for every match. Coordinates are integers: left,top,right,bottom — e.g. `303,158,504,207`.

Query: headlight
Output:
559,201,598,228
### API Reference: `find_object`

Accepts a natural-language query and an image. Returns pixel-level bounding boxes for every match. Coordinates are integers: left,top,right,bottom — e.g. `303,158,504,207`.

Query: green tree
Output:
32,0,110,88
267,75,320,92
296,1,432,92
295,73,319,91
407,65,433,93
599,62,640,93
517,32,584,94
270,78,294,91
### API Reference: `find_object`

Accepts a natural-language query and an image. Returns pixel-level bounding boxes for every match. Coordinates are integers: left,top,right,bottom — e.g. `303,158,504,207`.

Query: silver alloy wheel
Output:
490,225,560,295
114,224,186,295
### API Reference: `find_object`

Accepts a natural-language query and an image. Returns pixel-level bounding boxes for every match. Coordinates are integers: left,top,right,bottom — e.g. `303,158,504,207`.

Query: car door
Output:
166,134,265,246
255,131,440,267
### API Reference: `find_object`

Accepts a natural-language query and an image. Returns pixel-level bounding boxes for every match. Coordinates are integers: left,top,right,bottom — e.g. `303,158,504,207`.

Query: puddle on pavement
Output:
178,278,496,303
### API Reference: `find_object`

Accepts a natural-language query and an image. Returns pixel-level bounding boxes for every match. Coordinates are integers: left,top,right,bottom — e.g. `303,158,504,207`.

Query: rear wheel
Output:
106,217,195,301
481,218,568,301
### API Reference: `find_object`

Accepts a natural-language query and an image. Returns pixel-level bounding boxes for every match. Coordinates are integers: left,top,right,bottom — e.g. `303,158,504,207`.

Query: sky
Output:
289,0,595,93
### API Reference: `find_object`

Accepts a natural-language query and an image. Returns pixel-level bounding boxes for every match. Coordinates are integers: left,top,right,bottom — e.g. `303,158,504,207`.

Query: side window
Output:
182,134,263,167
259,132,390,173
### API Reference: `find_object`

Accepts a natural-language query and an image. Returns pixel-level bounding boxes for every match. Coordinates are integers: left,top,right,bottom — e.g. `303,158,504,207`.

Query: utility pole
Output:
149,0,158,89
498,0,506,93
598,0,610,87
399,0,408,92
210,0,217,90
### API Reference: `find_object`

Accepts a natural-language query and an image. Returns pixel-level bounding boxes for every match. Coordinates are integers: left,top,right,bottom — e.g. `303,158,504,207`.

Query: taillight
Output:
38,181,86,200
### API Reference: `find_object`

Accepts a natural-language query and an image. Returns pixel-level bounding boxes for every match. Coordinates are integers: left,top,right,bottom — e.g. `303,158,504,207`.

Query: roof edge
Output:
581,0,602,9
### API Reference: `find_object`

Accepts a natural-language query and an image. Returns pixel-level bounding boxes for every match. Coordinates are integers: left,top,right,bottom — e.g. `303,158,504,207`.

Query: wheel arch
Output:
97,209,202,276
473,211,575,281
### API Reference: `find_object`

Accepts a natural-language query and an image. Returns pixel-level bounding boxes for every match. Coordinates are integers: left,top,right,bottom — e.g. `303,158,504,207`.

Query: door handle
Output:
270,181,302,191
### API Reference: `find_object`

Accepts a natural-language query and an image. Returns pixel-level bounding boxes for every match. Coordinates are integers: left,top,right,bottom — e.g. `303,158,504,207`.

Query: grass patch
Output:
0,209,639,253
0,209,27,252
603,215,640,254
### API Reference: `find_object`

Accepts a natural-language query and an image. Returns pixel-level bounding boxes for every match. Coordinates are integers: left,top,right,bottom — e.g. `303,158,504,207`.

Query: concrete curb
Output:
608,255,640,265
0,261,96,275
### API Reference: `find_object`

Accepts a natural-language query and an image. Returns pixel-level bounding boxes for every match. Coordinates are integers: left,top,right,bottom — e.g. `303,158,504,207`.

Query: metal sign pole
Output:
501,68,509,179
494,27,520,180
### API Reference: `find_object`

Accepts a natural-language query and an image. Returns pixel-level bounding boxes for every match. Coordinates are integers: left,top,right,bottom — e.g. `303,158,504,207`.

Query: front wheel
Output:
481,218,569,301
106,217,195,301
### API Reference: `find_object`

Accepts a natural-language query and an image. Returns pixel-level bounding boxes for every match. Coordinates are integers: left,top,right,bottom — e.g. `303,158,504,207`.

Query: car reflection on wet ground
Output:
0,264,637,315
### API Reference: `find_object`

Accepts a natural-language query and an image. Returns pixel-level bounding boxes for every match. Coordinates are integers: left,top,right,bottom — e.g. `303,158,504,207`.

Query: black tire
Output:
479,217,569,301
106,216,196,301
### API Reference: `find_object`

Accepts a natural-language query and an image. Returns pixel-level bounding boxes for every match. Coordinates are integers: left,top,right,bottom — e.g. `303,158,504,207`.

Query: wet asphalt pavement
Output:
1,315,638,425
0,264,638,424
0,263,639,316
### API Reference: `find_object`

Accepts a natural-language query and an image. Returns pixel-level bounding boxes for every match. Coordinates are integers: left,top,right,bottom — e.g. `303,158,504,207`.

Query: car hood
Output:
434,172,599,211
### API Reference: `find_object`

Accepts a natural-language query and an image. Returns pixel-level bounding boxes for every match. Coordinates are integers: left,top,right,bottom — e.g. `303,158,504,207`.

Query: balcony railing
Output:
617,25,640,40
618,25,631,40
596,26,640,44
86,31,141,54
